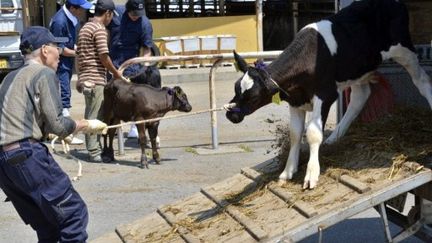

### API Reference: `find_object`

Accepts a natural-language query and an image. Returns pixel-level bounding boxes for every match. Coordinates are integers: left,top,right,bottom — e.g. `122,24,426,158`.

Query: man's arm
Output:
62,46,76,57
99,53,122,79
139,17,154,65
38,69,76,137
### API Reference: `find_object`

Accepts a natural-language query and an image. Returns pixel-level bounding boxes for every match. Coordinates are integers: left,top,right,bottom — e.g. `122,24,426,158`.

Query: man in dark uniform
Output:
108,0,154,138
0,26,107,242
50,0,92,145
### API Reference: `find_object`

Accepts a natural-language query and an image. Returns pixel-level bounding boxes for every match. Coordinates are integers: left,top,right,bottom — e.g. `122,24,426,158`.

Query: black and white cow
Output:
226,0,432,189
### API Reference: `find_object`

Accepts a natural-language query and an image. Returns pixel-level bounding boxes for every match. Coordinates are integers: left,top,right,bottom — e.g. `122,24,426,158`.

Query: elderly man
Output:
0,26,106,242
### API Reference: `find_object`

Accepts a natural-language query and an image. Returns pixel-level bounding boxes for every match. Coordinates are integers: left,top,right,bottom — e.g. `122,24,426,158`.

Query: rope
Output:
102,104,235,133
50,136,82,181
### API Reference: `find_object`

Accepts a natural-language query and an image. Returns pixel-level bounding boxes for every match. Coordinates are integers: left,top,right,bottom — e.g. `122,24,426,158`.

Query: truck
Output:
0,0,25,82
0,0,60,83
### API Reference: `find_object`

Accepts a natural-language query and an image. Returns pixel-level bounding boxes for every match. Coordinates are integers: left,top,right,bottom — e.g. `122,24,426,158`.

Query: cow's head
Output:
169,86,192,112
226,51,279,123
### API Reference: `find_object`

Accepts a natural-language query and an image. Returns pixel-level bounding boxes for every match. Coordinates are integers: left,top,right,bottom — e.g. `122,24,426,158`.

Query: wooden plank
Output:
158,192,256,243
224,207,268,241
157,208,201,243
202,186,268,241
201,173,258,207
330,174,371,193
229,188,309,239
200,174,268,240
241,167,262,181
267,185,318,218
116,212,184,243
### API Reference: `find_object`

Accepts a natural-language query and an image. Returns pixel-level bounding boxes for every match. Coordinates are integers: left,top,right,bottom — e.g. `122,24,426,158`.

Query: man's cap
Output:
126,0,145,17
95,0,119,16
67,0,93,9
19,26,68,55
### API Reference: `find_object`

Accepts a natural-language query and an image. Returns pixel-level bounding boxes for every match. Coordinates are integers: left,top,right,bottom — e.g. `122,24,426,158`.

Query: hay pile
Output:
274,106,432,186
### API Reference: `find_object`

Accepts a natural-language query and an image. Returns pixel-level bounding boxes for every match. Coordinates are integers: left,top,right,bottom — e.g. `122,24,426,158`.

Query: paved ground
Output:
0,67,423,242
0,67,291,242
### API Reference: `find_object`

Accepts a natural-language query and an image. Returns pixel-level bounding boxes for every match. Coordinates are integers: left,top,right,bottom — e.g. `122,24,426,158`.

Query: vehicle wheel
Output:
0,72,8,84
151,43,160,57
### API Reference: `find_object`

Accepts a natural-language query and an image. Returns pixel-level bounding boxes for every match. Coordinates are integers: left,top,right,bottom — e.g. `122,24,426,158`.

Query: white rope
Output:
50,136,82,181
102,103,236,134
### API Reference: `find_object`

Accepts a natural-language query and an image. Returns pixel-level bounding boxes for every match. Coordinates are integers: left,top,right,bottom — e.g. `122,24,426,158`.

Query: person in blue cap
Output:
0,26,107,243
49,0,92,145
107,0,154,138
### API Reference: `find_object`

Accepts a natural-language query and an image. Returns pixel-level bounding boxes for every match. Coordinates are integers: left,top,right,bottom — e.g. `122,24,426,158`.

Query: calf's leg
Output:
147,123,161,164
325,83,371,144
137,123,149,169
102,118,118,162
279,106,305,181
303,96,324,189
385,44,432,108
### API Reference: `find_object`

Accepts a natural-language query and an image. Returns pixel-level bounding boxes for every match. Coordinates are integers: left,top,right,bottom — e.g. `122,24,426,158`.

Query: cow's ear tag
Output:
272,92,281,105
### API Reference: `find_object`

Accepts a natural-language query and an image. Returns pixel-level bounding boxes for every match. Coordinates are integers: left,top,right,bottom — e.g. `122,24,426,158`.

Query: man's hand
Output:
82,119,108,134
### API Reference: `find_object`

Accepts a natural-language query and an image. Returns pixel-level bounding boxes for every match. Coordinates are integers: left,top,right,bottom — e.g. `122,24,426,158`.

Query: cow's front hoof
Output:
302,179,318,190
303,161,320,189
278,170,295,181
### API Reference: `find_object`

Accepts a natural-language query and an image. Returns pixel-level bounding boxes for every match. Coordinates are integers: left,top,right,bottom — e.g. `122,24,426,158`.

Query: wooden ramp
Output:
96,158,432,243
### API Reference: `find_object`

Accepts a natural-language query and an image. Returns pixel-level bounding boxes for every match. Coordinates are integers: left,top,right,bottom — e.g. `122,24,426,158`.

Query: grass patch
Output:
185,147,198,155
239,144,253,152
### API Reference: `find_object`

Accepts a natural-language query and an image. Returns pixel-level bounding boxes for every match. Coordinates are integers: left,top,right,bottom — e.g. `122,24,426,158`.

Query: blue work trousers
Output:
0,139,88,242
57,68,73,109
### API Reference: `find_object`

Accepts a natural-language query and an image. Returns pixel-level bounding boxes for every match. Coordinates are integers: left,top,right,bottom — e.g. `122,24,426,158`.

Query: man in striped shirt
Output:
77,0,122,162
0,26,107,242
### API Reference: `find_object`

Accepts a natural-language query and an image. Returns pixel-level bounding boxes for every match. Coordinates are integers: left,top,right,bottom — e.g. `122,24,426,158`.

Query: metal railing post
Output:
117,127,125,155
209,58,223,149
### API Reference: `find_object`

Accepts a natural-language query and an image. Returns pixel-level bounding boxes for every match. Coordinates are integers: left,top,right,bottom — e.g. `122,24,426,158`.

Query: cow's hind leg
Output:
137,123,149,169
325,83,371,144
279,106,305,182
148,122,161,164
384,44,432,108
303,96,325,189
102,118,118,162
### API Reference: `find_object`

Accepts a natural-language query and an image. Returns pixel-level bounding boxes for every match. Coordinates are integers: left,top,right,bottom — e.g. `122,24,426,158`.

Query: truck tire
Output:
151,43,160,57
